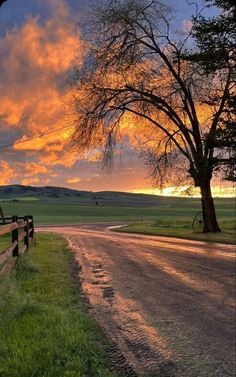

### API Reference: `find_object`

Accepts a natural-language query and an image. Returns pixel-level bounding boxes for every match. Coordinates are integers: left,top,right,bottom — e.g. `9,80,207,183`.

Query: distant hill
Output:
0,184,180,207
0,184,88,199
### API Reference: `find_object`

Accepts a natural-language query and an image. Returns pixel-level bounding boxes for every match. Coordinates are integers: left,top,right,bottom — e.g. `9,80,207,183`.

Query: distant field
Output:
0,196,40,201
0,197,235,226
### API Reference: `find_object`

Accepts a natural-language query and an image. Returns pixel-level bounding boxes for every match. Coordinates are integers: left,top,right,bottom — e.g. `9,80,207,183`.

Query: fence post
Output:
24,216,29,251
12,215,19,257
29,215,34,239
0,207,5,224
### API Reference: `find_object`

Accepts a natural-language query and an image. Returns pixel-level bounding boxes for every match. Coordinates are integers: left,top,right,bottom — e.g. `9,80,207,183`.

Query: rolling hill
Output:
0,185,234,231
0,184,196,207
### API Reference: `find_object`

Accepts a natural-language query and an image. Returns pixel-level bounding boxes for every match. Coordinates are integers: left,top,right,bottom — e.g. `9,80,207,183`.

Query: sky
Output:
0,0,234,196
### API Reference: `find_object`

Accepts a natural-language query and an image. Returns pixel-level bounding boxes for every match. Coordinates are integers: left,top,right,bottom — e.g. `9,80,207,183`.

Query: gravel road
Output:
39,223,235,377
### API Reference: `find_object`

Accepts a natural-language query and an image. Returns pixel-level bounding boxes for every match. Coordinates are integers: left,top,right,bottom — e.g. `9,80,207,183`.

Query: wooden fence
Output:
0,215,34,276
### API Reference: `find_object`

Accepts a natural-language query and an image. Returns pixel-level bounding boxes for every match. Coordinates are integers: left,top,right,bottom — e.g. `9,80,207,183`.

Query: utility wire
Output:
0,125,73,150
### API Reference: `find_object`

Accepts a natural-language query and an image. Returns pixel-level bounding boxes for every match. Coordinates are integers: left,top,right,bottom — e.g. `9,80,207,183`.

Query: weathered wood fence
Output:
0,215,34,276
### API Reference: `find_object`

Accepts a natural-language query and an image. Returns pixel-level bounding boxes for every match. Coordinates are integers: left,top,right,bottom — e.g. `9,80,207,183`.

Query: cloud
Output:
0,161,16,184
21,177,40,186
0,1,82,143
24,162,49,175
182,19,193,33
0,0,86,184
39,150,79,168
67,177,81,184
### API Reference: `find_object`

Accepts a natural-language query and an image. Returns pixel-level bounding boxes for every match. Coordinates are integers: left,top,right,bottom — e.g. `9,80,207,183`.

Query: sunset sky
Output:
0,0,234,196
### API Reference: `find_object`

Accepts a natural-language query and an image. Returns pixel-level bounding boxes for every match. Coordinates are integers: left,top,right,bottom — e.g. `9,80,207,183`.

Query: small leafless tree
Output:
71,0,234,232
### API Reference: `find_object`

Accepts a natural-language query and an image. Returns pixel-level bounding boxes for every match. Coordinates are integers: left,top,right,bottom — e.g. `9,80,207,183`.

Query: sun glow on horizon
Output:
130,184,235,198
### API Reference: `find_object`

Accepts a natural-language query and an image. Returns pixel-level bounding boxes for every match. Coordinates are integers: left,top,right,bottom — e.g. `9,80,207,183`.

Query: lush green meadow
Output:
0,197,235,225
0,233,115,377
0,196,235,244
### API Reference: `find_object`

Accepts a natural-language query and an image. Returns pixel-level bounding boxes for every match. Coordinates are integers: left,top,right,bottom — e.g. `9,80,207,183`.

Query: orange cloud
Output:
38,148,79,168
13,137,48,152
0,161,16,185
24,162,49,175
21,177,40,186
0,1,83,166
0,0,87,187
67,177,81,184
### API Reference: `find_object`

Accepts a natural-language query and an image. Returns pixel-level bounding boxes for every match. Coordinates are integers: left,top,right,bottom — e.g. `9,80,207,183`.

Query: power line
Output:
0,125,73,150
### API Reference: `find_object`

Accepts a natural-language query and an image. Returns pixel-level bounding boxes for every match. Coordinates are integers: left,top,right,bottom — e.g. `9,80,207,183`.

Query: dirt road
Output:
40,224,235,377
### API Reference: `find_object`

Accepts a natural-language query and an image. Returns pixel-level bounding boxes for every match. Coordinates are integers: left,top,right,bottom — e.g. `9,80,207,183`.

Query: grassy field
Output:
0,197,235,224
0,233,116,377
0,197,235,244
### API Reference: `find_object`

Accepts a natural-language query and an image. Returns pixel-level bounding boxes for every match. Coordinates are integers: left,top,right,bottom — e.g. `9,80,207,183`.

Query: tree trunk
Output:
200,180,221,232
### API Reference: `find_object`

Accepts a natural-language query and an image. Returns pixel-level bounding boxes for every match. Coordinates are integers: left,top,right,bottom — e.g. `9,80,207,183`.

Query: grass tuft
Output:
10,298,41,321
15,254,39,279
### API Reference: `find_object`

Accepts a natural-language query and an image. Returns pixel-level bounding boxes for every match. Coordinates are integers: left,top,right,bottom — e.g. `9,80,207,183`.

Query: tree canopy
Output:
71,0,234,232
190,0,235,73
188,0,236,181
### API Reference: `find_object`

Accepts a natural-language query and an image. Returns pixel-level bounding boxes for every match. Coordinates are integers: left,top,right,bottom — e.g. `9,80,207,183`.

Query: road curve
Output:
39,223,235,377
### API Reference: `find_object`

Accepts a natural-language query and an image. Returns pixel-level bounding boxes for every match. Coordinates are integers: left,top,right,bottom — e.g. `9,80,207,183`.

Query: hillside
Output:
0,184,88,199
0,184,196,207
0,184,233,207
0,185,234,229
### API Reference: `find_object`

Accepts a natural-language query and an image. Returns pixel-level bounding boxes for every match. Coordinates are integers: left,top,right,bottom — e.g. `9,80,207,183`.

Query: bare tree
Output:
71,0,234,232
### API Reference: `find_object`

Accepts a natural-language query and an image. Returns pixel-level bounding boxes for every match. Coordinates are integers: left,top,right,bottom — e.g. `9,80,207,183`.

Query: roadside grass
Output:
0,233,116,377
114,217,236,244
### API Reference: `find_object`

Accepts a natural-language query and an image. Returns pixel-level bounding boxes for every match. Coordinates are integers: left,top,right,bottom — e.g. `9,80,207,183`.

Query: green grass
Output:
114,217,236,244
0,197,235,225
0,231,27,257
0,197,235,244
0,234,11,256
0,233,116,377
0,197,40,202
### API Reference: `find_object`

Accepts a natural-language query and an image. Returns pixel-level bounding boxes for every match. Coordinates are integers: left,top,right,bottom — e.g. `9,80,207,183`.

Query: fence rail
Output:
0,215,34,276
